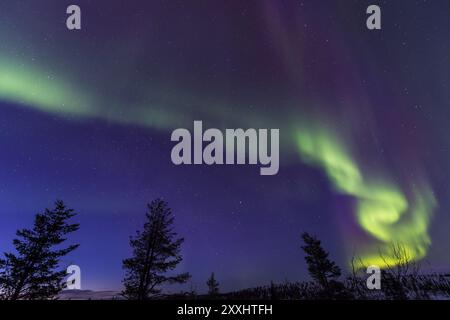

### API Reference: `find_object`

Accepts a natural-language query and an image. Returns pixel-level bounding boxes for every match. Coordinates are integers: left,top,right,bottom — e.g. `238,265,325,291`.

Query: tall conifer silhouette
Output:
0,200,79,300
301,232,350,299
122,199,190,300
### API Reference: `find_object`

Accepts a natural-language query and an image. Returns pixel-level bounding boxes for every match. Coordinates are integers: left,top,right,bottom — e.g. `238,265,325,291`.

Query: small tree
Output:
122,199,190,300
0,200,80,300
301,232,349,299
206,272,220,297
379,243,419,300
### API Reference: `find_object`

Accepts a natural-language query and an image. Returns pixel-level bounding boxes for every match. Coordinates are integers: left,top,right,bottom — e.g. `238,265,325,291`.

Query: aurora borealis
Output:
296,125,436,267
1,0,450,292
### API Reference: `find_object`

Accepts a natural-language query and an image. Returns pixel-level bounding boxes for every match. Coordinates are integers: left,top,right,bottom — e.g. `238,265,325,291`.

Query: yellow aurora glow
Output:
296,126,436,268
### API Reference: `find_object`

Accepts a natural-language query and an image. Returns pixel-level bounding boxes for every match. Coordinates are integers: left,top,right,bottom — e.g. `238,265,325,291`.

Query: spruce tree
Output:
301,232,349,299
122,199,190,300
0,200,79,300
206,272,220,297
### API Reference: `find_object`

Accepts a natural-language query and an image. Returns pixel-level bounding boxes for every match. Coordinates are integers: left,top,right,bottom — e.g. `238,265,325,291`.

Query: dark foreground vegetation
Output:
1,199,449,300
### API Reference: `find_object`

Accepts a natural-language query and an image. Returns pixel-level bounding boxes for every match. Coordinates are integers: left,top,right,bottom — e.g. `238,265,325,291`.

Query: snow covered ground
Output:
58,290,124,300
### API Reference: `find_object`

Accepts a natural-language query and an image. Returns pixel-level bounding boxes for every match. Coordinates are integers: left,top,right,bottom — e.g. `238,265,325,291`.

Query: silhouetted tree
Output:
270,281,278,300
0,200,79,300
207,272,220,297
122,199,190,300
301,232,350,299
378,243,417,300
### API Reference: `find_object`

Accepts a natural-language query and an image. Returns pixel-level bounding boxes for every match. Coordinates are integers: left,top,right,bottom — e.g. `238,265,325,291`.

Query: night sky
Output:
1,0,450,293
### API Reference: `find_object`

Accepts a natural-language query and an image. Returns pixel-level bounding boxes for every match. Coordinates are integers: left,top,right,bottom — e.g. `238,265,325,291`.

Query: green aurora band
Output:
0,55,260,131
0,55,438,269
0,58,92,118
0,56,190,130
296,126,437,268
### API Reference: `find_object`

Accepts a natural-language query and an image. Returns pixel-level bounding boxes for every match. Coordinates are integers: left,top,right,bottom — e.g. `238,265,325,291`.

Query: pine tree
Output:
301,232,349,299
122,199,190,300
0,200,79,300
206,272,220,297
